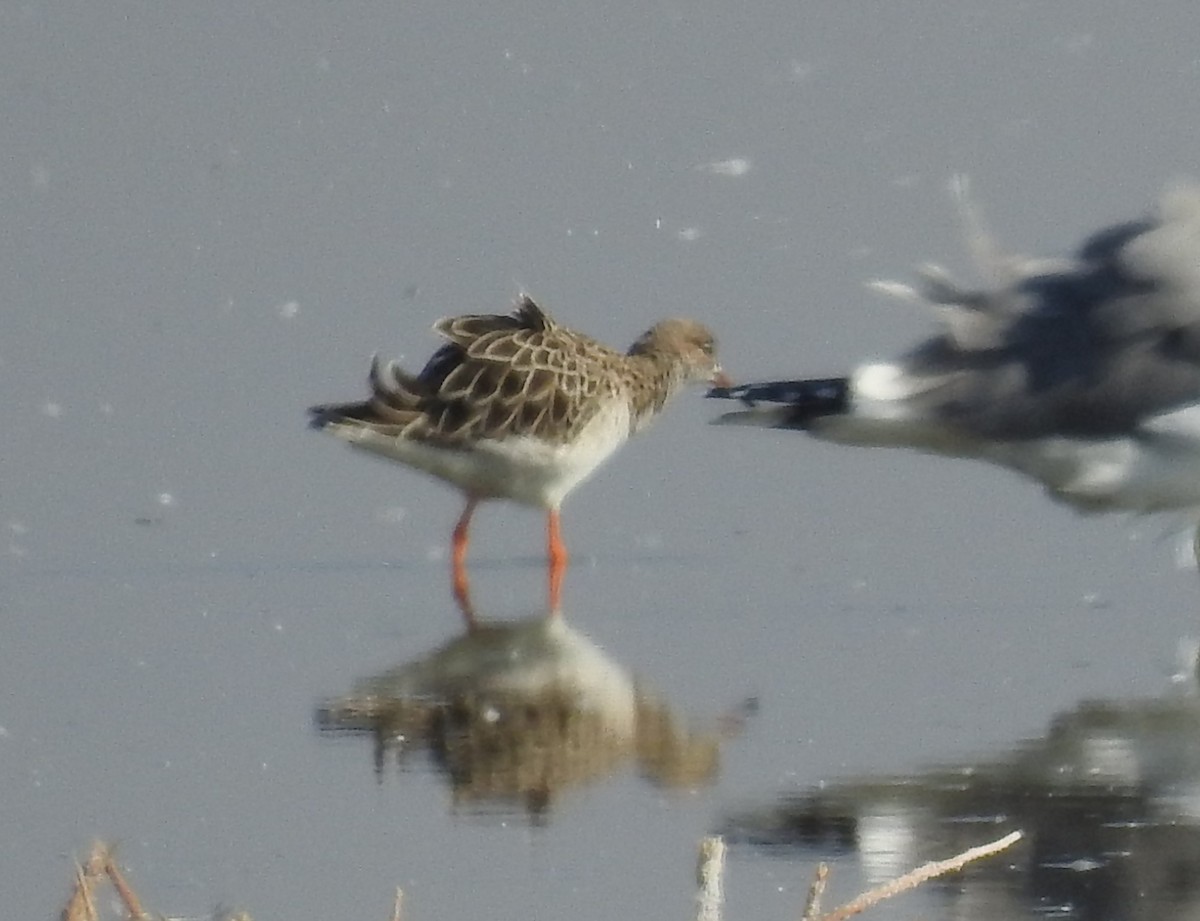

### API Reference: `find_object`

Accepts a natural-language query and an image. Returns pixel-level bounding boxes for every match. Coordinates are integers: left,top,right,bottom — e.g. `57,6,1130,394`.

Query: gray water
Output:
6,4,1200,919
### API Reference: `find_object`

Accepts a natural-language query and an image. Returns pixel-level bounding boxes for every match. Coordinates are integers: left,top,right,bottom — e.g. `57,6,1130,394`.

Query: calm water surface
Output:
6,4,1200,920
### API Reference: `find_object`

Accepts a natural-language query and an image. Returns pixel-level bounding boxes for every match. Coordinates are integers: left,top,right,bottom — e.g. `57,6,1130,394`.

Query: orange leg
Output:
452,498,479,627
546,508,568,614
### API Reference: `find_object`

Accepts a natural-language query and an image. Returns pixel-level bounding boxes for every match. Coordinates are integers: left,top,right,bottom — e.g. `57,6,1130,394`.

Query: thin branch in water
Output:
61,842,107,921
695,835,727,921
801,862,829,921
104,851,148,920
821,829,1023,921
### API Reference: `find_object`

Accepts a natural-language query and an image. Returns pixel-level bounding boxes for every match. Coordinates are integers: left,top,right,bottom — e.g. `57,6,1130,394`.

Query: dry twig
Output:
801,862,829,921
62,842,109,921
60,840,252,921
695,835,726,921
103,852,147,920
820,829,1023,921
692,828,1021,921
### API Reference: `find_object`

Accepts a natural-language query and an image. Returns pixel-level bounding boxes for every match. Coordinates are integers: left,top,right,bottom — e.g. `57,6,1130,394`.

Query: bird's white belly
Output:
468,417,629,508
337,401,632,509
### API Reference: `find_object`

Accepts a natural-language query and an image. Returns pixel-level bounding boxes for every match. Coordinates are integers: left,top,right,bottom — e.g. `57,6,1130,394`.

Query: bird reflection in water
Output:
317,602,749,820
721,691,1200,921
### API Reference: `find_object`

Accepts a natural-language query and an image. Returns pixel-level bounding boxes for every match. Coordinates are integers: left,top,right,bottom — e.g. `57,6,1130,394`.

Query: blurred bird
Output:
710,179,1200,564
311,295,729,612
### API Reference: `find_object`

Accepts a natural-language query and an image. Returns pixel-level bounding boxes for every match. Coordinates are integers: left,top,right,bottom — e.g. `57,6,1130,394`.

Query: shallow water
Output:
6,4,1200,920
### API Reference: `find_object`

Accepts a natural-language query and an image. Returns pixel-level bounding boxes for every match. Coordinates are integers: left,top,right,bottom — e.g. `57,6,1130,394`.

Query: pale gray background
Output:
4,3,1200,920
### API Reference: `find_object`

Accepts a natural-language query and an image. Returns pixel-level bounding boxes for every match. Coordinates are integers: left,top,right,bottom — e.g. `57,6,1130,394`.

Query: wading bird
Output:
312,295,729,613
711,180,1200,574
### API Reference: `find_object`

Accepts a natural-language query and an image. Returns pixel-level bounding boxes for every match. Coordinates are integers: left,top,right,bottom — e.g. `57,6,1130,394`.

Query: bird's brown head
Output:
629,318,731,388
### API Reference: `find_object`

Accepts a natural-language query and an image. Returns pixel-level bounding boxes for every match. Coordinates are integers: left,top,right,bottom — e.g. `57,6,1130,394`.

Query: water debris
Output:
56,830,1019,920
818,830,1022,921
375,505,408,525
277,300,300,319
61,841,154,921
700,157,752,177
801,861,830,921
695,835,725,921
57,840,400,921
696,829,1022,921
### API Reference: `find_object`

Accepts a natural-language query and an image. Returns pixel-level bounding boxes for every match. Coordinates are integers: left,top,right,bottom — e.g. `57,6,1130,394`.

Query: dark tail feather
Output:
707,377,849,430
308,401,371,430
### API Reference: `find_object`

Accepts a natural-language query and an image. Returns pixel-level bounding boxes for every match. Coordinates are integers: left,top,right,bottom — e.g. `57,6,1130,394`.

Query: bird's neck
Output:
625,353,684,433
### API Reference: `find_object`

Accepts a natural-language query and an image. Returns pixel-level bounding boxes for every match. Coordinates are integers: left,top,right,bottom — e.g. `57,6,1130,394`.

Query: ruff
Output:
311,295,728,611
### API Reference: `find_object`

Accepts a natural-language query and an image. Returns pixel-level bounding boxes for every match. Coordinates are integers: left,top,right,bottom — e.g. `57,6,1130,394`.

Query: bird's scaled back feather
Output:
313,296,617,447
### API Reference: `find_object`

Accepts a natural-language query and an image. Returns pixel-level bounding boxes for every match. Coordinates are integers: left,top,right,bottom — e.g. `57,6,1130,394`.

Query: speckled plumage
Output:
309,295,727,611
312,297,721,450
